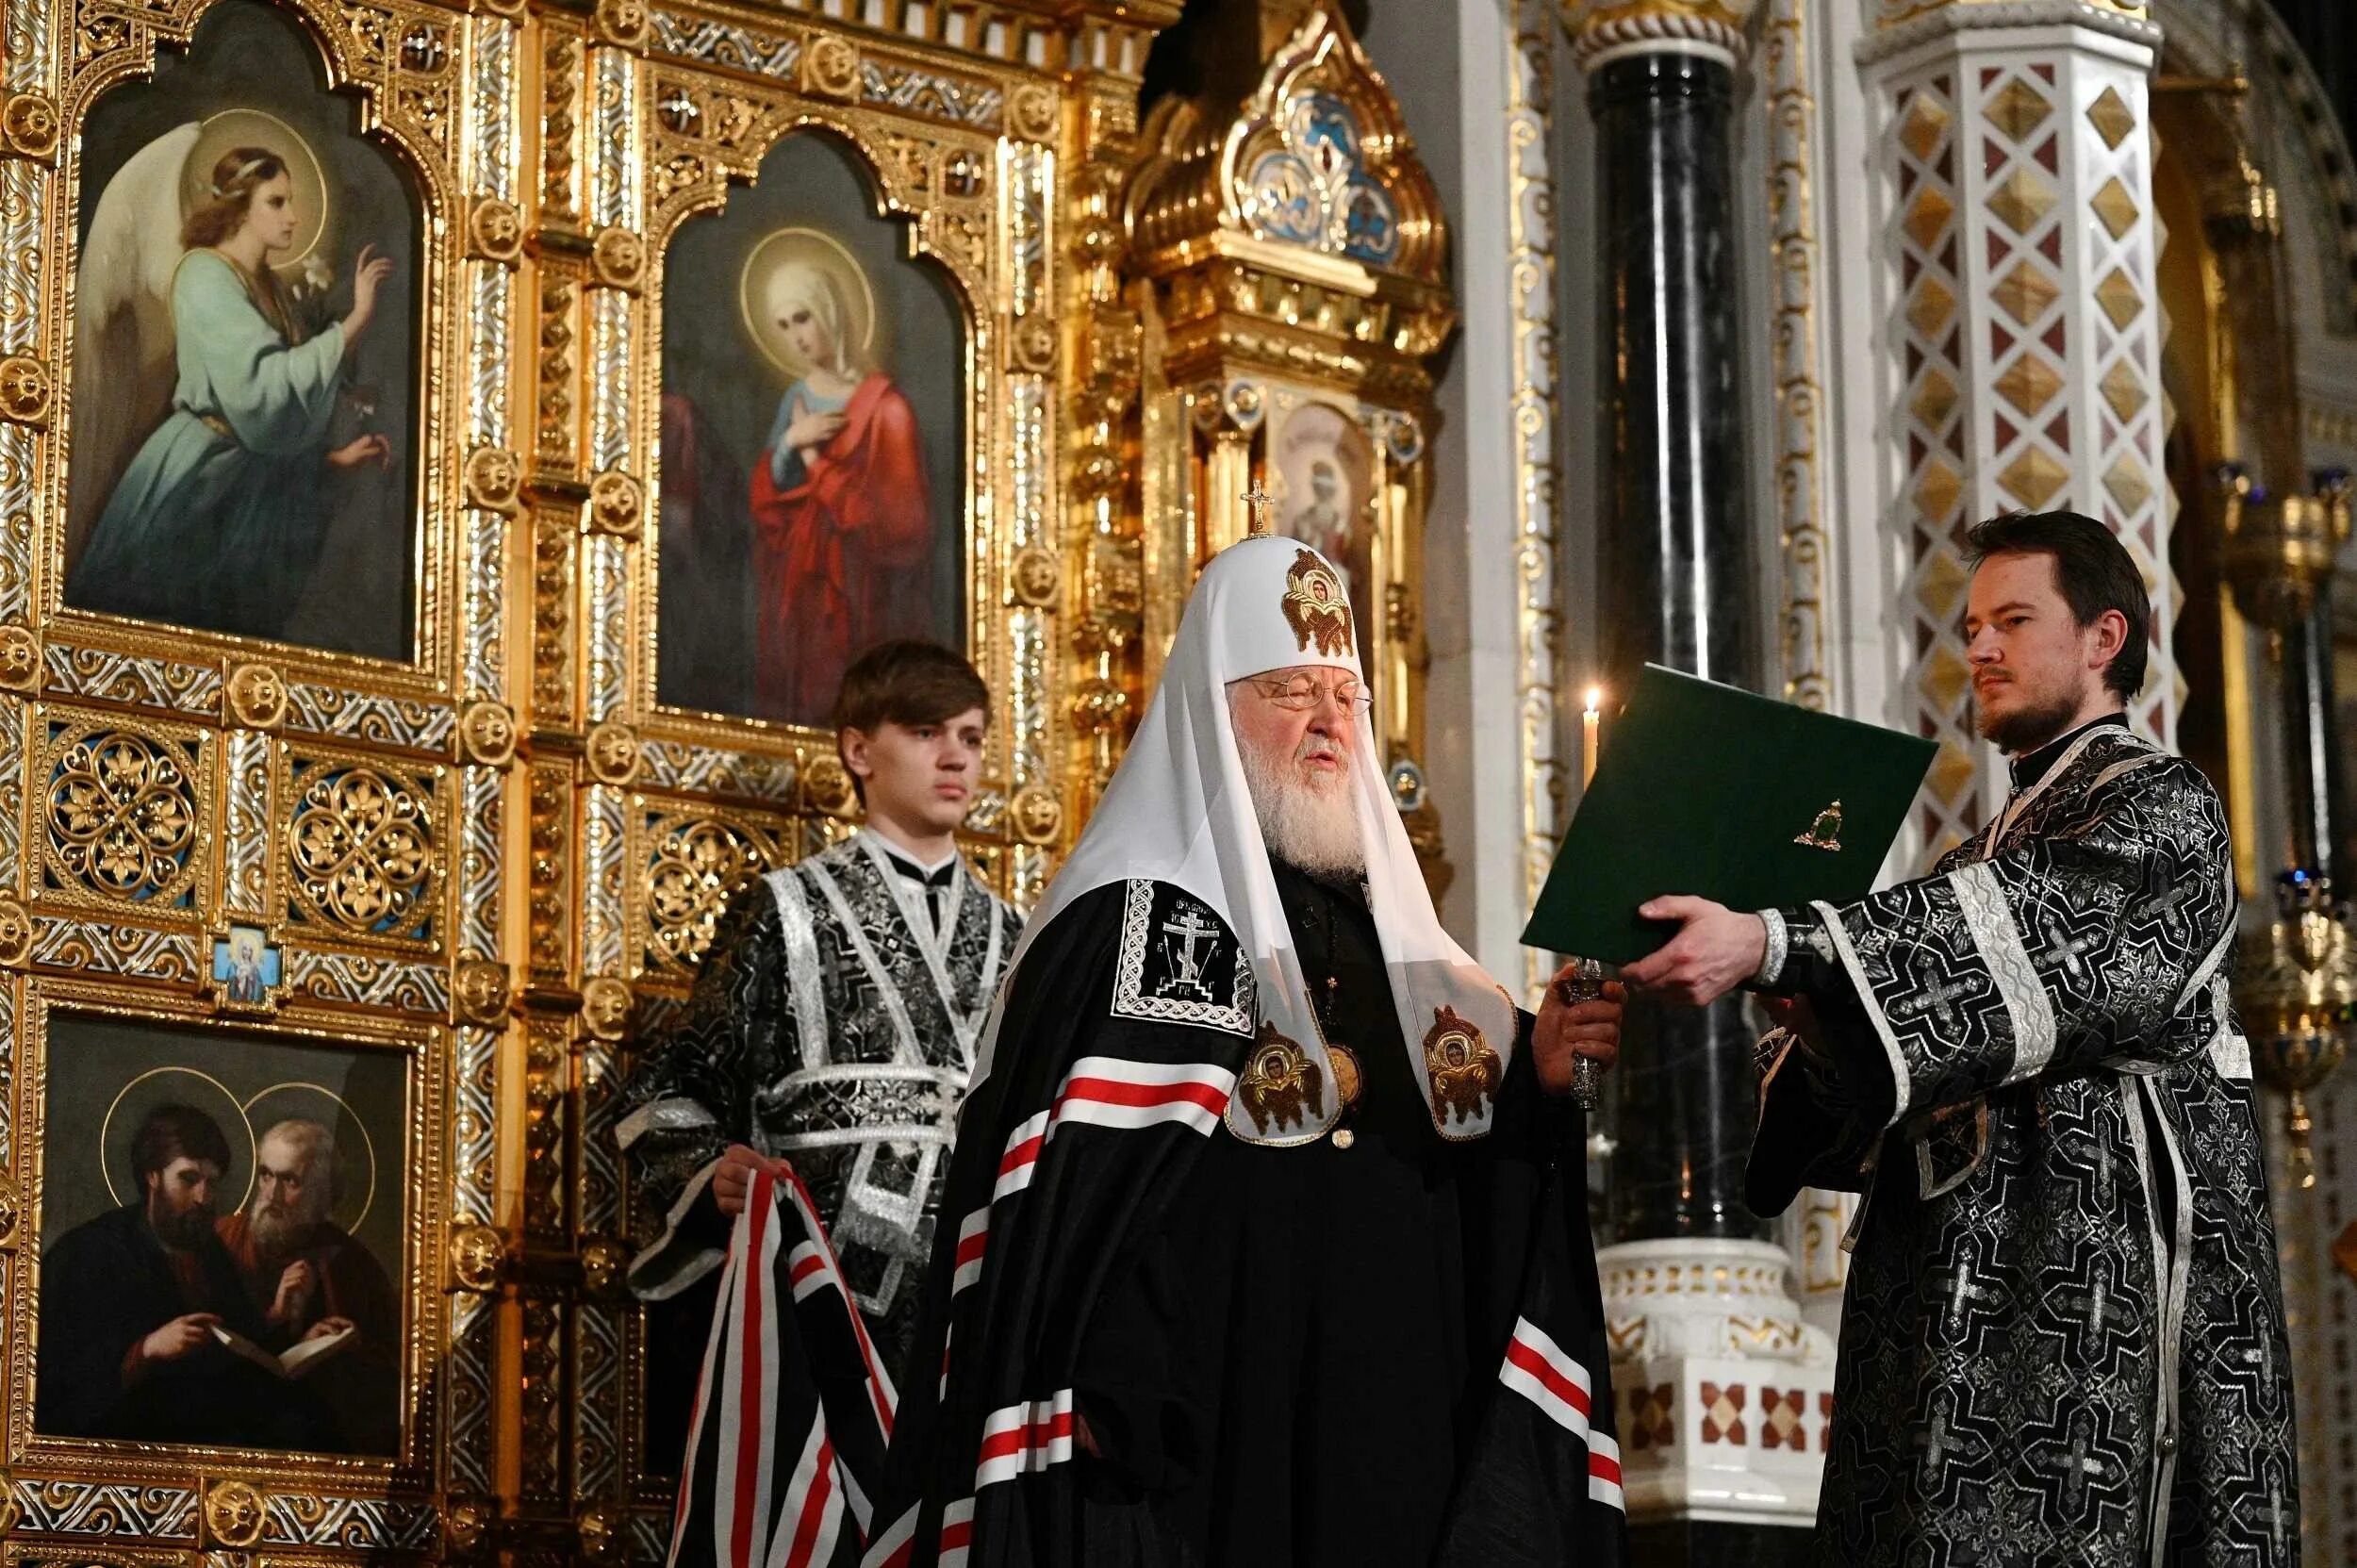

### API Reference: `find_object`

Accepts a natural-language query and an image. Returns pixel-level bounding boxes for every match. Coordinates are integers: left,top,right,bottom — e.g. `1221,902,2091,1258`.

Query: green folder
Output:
1521,664,1939,965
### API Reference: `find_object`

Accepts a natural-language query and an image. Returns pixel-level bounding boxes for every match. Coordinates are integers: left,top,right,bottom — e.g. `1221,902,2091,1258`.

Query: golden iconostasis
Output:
0,0,1450,1555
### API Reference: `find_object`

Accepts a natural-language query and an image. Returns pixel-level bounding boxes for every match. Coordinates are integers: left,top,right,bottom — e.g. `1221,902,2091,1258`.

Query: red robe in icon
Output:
751,372,935,724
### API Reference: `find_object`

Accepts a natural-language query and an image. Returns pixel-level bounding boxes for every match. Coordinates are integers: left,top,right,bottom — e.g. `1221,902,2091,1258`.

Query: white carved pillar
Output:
1860,1,2174,855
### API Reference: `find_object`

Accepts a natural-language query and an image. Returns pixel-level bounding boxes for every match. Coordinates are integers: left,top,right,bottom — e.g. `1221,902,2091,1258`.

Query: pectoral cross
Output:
1895,950,1983,1034
2035,914,2103,982
1158,902,1221,1001
1242,486,1276,536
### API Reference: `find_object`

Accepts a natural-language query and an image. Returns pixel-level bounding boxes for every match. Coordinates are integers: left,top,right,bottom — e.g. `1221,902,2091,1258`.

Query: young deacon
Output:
862,536,1627,1568
616,639,1023,1392
1627,511,2296,1567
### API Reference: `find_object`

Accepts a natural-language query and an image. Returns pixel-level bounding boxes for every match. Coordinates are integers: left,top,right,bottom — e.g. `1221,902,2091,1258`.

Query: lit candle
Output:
1582,685,1602,787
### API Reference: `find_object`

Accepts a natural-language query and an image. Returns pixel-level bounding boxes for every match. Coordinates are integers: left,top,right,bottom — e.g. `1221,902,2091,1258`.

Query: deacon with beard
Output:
1626,511,2296,1566
37,1103,327,1447
216,1117,402,1454
861,535,1628,1568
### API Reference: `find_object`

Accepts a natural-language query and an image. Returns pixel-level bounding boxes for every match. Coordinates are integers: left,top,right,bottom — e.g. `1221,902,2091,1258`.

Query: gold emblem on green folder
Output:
1793,799,1845,851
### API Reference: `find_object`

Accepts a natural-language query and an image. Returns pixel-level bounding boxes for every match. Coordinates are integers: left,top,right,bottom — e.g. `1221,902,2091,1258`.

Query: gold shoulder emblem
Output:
1423,1004,1502,1127
1238,1022,1324,1135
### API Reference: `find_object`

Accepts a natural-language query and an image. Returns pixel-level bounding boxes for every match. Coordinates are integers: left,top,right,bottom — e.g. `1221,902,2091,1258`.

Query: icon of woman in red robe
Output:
748,246,934,724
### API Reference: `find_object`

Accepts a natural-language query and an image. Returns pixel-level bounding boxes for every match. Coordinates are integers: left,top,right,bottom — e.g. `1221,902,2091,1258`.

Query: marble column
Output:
1559,2,1830,1550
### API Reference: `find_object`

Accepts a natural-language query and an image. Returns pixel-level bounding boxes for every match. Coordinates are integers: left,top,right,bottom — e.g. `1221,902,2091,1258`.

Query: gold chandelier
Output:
2236,869,2357,1187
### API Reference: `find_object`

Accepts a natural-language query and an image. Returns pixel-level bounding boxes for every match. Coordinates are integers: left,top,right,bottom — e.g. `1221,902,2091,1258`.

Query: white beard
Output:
1237,729,1365,878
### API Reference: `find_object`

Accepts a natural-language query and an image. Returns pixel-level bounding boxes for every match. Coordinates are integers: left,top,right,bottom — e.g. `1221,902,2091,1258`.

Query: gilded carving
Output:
590,224,646,289
1014,315,1057,373
450,1222,507,1292
1011,547,1060,607
585,469,643,538
1,92,56,159
0,626,36,691
0,1171,17,1248
1011,782,1061,845
585,718,639,784
542,31,585,220
44,729,203,905
801,752,856,817
802,34,860,101
0,897,29,965
224,662,287,730
453,957,511,1026
536,276,581,470
577,1502,622,1562
1009,82,1058,144
458,700,518,767
203,1480,267,1549
644,811,772,971
469,195,522,262
527,759,570,982
465,445,523,513
288,763,437,940
444,1496,491,1554
594,0,649,49
0,354,47,425
580,974,633,1040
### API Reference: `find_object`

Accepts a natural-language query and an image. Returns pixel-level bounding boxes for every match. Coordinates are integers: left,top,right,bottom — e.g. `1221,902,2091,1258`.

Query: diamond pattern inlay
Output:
1990,261,2061,326
1906,186,1957,251
1917,547,1970,620
1908,275,1958,338
1994,354,2065,417
1926,738,1981,808
2101,358,2150,422
2094,268,2143,329
1911,369,1961,431
1985,77,2055,141
2086,86,2135,151
1998,446,2070,510
1899,91,1953,162
1916,457,1964,524
2105,454,2152,515
1986,166,2057,235
2090,175,2139,240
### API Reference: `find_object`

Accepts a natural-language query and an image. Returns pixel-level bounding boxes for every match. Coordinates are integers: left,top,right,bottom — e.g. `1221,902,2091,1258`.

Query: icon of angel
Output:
742,228,936,725
63,114,397,646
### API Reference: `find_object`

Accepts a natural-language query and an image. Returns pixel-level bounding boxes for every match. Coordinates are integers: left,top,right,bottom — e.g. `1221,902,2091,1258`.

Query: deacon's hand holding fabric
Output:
1533,966,1624,1094
710,1142,788,1216
1620,896,1767,1006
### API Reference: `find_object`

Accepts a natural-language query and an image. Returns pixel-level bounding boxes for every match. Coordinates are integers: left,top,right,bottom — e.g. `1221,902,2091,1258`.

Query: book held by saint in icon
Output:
210,1320,354,1379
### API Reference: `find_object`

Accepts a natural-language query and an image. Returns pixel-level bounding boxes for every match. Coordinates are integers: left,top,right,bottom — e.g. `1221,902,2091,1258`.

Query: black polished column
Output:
1587,49,1770,1246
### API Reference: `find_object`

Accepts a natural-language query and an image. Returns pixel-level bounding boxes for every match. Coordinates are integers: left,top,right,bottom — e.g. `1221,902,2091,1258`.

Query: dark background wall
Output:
2272,0,2355,132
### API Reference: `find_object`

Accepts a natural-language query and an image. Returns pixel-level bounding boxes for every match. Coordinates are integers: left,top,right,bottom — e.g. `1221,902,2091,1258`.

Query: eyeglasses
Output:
1247,673,1373,717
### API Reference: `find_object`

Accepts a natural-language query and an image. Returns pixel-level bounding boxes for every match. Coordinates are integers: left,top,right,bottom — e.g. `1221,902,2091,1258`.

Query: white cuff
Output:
1753,909,1788,988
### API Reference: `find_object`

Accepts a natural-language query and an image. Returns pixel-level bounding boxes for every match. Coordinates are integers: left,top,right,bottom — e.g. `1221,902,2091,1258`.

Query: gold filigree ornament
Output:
452,958,512,1027
469,196,523,264
1011,783,1062,846
449,1222,507,1292
443,1495,492,1555
587,470,644,538
577,1503,623,1564
203,1478,268,1549
464,445,523,513
592,226,648,290
1423,1004,1503,1127
1280,547,1354,658
0,1468,15,1535
803,35,861,101
45,732,201,903
0,625,38,692
1793,799,1844,851
580,974,634,1041
0,354,49,426
288,766,436,937
0,1170,21,1249
585,719,641,785
459,701,519,768
1010,547,1061,607
1239,1022,1324,1135
1,92,58,160
578,1235,628,1298
1014,316,1057,373
646,816,767,971
225,661,287,729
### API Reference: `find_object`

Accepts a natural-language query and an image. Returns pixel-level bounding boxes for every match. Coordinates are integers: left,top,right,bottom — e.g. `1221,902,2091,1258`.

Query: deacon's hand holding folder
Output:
1524,665,1937,1009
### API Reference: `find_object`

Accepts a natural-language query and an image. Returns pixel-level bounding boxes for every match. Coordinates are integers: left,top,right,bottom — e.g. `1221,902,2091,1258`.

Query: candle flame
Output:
1583,685,1602,717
